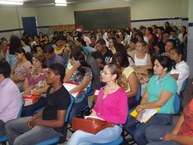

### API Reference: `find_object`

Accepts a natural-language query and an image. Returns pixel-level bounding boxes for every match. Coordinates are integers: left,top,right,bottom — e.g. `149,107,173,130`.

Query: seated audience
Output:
22,54,49,116
64,49,93,124
154,31,170,57
160,39,175,57
108,37,118,53
21,38,31,54
112,42,134,66
34,44,44,55
43,44,65,67
75,37,90,54
170,46,189,94
6,35,22,69
132,41,153,95
0,60,22,136
54,36,66,56
6,63,71,145
62,42,74,67
11,48,32,92
112,52,138,108
146,27,155,50
123,56,177,145
127,37,138,58
146,98,193,145
92,39,112,70
75,46,101,90
0,40,5,60
178,26,187,47
67,63,128,145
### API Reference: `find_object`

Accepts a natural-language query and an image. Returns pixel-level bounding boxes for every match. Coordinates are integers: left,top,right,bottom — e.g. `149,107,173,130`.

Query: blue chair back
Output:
180,79,187,93
65,95,74,122
86,84,94,97
135,82,141,102
173,93,180,114
18,99,25,118
35,95,74,145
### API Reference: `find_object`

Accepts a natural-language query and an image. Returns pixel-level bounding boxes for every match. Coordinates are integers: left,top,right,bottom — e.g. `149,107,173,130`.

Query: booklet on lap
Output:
130,108,160,123
63,82,82,97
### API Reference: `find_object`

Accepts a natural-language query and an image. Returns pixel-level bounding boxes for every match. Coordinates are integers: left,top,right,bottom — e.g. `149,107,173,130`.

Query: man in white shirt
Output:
0,60,22,135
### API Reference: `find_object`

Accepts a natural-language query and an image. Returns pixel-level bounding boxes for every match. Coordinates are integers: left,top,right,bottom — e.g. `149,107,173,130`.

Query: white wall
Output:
0,6,37,30
35,0,189,26
0,0,190,39
187,0,193,78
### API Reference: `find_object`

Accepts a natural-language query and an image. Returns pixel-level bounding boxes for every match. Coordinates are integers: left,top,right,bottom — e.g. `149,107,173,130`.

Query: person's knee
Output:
5,119,16,132
14,137,23,145
133,129,144,141
70,130,83,142
145,126,156,142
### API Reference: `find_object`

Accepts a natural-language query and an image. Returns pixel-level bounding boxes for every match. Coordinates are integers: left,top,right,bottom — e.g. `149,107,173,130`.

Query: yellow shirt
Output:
54,46,64,55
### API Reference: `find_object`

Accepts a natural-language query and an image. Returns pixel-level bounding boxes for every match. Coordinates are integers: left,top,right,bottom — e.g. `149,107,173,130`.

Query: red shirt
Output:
178,99,193,136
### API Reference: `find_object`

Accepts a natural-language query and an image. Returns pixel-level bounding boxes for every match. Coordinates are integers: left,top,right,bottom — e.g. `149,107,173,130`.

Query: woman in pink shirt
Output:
67,63,128,145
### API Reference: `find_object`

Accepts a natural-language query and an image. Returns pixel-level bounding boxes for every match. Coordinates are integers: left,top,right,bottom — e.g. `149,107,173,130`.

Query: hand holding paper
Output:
130,108,160,123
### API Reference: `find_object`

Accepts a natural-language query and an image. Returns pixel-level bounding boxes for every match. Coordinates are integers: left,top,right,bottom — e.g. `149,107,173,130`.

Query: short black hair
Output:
156,56,174,72
44,44,54,53
55,36,67,42
0,60,11,78
96,39,106,45
48,63,66,82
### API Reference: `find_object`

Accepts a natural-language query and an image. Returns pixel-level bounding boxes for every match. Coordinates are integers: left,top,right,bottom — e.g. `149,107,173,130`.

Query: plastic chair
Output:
128,82,141,111
180,79,187,93
180,79,188,99
34,107,44,114
0,99,25,144
123,82,141,145
92,136,123,145
173,93,181,114
35,95,74,145
135,82,142,103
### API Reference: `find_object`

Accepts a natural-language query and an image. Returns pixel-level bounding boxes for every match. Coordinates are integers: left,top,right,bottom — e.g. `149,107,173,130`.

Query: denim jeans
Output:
69,97,88,125
5,117,61,145
0,120,5,135
123,113,173,145
67,125,122,145
22,98,46,117
146,125,179,145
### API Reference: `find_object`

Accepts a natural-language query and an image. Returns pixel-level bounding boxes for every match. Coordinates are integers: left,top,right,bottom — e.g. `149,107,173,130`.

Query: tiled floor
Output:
61,79,193,145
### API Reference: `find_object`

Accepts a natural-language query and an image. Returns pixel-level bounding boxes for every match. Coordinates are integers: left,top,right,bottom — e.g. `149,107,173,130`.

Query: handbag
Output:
72,117,114,134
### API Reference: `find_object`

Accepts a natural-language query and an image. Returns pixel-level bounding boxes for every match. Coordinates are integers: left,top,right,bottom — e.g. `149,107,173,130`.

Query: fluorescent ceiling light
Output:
0,0,23,5
55,0,67,6
55,3,67,6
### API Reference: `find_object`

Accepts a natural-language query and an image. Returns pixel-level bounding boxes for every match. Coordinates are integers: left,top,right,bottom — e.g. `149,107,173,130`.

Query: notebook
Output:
63,82,82,97
130,108,160,123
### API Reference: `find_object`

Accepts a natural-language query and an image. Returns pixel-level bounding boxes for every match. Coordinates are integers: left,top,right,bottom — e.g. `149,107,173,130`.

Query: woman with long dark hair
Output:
11,48,32,92
123,56,177,145
63,48,93,124
6,35,22,68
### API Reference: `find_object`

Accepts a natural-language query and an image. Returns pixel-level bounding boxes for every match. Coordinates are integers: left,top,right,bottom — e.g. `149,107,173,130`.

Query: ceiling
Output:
22,0,103,7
